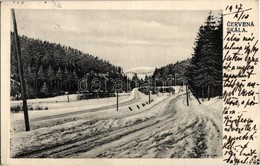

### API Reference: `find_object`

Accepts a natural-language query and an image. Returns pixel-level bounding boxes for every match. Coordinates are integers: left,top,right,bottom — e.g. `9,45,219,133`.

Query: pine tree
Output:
72,69,78,81
67,71,73,91
47,65,55,88
71,69,78,91
56,67,63,90
64,67,70,90
186,12,222,99
40,82,49,97
38,65,45,81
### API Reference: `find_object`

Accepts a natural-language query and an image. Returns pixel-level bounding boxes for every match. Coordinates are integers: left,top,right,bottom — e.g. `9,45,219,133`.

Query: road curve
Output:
11,94,222,158
11,89,143,133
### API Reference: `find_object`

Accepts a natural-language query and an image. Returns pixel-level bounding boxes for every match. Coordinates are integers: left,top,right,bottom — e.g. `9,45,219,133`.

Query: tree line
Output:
186,12,223,99
152,12,223,99
11,33,126,99
152,59,191,86
11,12,222,100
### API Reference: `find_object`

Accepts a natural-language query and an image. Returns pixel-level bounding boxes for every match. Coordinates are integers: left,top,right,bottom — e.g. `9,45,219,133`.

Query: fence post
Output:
186,84,189,106
207,84,210,101
149,90,151,103
116,91,119,111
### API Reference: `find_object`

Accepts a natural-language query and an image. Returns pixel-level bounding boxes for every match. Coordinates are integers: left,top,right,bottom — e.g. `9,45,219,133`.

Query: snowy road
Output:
11,89,222,158
11,88,143,133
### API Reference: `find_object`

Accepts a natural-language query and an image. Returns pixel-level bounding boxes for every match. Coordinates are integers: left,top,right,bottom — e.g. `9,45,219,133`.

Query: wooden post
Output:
12,9,30,131
202,89,204,101
186,84,189,106
149,90,151,103
116,90,119,111
35,79,38,98
188,84,201,104
116,81,119,111
207,84,210,101
67,94,70,103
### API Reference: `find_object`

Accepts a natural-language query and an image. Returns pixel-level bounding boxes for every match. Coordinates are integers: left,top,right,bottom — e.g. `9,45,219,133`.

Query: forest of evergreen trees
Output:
11,12,222,100
152,12,223,99
11,34,127,99
152,59,191,86
186,12,223,99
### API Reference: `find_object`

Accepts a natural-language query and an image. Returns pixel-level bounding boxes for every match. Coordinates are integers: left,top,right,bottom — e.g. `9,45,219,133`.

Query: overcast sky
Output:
14,9,215,71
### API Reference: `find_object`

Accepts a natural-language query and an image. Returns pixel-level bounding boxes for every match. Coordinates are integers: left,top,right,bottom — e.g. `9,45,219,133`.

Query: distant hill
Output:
152,59,191,83
11,33,125,99
125,67,155,80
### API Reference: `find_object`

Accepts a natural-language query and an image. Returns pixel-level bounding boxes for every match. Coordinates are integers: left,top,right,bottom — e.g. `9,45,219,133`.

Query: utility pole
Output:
207,84,210,101
149,90,151,103
116,90,119,111
12,9,30,131
186,84,189,106
116,81,119,111
202,89,204,101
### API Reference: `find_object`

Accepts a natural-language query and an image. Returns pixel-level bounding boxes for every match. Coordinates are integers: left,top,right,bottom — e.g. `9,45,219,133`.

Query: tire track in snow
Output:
71,95,201,158
73,95,222,158
12,94,222,158
13,94,174,158
12,89,143,133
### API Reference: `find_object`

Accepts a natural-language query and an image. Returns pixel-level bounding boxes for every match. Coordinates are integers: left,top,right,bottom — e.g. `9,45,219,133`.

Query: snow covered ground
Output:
11,90,135,122
10,87,222,158
11,94,80,105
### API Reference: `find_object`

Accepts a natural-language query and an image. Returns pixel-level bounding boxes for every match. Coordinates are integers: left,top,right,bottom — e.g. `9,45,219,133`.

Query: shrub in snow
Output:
10,105,21,113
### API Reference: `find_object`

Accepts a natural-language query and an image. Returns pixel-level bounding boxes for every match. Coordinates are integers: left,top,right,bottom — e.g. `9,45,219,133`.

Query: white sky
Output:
14,9,217,71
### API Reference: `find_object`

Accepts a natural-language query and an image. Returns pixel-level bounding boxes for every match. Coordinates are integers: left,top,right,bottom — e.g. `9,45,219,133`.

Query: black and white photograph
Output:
9,8,223,158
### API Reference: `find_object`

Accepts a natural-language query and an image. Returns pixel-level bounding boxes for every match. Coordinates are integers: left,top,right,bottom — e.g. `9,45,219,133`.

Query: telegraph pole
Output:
149,90,151,103
186,84,189,106
12,9,30,131
116,90,119,111
116,81,119,111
